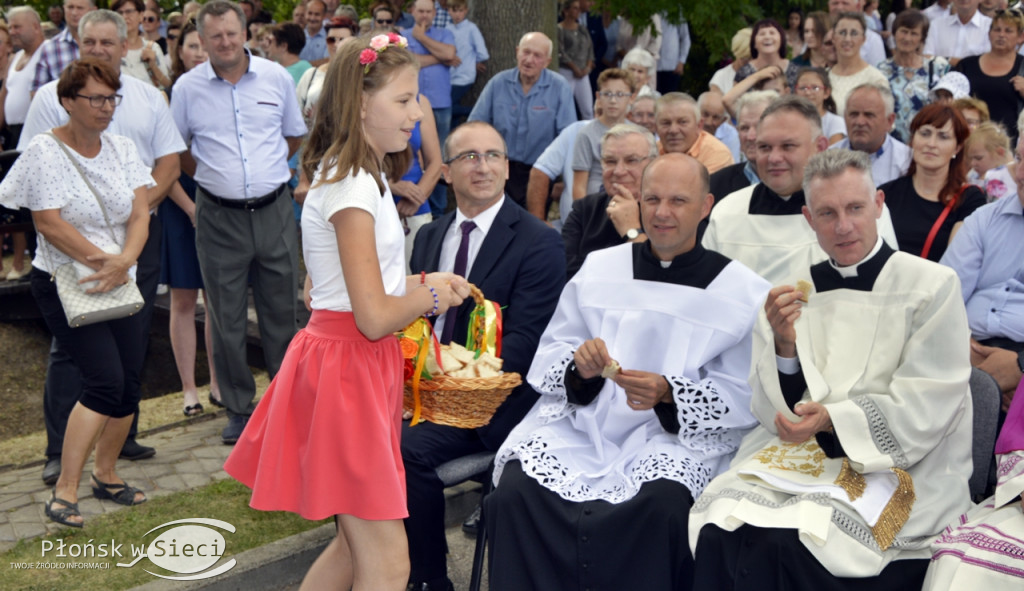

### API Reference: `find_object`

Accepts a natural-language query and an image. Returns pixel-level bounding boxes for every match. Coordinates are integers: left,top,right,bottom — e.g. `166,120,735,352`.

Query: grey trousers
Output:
195,186,299,417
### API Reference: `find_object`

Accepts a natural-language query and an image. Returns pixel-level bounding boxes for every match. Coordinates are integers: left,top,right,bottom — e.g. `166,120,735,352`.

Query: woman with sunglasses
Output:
112,0,171,89
141,7,166,54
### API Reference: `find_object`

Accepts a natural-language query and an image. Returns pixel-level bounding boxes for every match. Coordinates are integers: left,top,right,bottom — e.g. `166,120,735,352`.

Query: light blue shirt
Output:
469,68,577,165
940,195,1024,342
171,54,307,199
715,123,740,163
299,28,327,62
403,26,454,108
830,134,911,186
446,19,488,86
533,120,588,228
656,15,691,71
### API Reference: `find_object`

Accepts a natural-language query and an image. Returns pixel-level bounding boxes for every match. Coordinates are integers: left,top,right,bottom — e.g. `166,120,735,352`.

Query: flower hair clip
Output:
359,33,409,74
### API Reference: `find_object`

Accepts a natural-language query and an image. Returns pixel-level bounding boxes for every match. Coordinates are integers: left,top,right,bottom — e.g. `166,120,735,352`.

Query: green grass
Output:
2,479,329,591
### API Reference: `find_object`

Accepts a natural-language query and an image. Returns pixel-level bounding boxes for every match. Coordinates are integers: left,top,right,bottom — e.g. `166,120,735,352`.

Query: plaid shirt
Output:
432,1,452,28
33,28,78,92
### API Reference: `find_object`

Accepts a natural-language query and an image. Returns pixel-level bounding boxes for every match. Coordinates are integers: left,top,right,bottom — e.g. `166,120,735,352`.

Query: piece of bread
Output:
795,280,813,302
440,348,464,372
477,351,503,370
601,360,621,379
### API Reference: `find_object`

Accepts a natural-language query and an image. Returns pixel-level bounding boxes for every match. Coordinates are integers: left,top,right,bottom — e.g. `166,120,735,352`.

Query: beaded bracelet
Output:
420,271,427,284
422,284,439,317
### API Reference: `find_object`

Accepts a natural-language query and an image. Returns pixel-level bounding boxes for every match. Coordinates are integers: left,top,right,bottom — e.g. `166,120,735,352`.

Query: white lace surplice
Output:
493,244,769,504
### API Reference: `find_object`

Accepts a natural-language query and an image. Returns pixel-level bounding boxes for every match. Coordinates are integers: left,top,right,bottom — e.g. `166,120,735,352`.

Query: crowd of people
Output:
0,0,1022,590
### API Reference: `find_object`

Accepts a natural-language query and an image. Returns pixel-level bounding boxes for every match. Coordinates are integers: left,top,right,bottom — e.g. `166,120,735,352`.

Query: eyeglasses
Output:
796,85,823,93
376,18,394,24
834,29,862,38
143,16,158,23
167,34,179,42
77,93,123,108
601,155,649,168
598,91,631,101
445,150,506,166
117,8,138,16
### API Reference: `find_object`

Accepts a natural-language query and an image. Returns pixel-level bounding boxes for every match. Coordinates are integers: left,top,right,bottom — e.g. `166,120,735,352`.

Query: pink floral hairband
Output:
359,33,409,74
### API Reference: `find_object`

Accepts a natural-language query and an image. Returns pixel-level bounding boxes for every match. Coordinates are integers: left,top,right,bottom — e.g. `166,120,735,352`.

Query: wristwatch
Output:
625,228,642,240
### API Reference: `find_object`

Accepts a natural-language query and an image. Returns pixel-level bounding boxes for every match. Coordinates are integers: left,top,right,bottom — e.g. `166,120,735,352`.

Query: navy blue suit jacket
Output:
410,198,566,449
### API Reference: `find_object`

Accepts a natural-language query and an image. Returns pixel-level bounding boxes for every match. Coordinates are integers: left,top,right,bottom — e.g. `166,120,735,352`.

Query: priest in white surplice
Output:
689,150,974,589
484,154,771,591
702,95,897,285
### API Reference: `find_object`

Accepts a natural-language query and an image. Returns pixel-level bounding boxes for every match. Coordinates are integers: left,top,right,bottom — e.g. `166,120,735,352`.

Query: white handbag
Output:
43,131,144,328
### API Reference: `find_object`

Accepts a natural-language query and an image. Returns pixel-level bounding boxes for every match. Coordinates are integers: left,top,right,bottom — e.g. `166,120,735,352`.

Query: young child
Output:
224,35,469,590
446,0,488,123
953,96,990,131
794,67,847,144
965,121,1017,203
571,68,638,200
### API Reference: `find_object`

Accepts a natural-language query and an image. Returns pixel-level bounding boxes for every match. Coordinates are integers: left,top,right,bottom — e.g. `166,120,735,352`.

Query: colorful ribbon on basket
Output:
466,297,503,358
398,317,442,426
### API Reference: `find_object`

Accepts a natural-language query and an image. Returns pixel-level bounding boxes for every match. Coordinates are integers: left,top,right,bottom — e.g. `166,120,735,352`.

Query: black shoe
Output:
42,457,61,485
208,393,225,409
221,415,249,445
119,439,156,460
462,505,481,536
407,579,454,591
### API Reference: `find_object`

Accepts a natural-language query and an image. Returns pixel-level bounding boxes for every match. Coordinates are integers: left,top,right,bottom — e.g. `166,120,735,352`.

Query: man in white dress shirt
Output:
830,82,911,185
170,0,306,444
19,9,185,481
924,0,993,62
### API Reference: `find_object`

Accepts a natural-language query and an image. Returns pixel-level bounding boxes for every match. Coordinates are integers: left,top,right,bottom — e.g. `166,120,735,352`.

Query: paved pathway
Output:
0,414,232,554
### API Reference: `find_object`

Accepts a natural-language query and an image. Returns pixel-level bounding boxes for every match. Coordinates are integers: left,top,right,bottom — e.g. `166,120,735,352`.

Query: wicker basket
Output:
402,283,520,429
403,372,521,429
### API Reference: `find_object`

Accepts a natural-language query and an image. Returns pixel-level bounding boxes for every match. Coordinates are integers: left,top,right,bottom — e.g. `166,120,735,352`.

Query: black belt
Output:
199,183,286,211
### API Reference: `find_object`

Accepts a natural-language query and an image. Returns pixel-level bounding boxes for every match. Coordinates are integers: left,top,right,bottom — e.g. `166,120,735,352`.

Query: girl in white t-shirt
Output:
224,35,469,590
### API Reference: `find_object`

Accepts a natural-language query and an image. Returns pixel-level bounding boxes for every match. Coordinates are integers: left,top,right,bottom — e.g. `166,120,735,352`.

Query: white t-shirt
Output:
121,41,171,88
302,167,407,312
0,132,155,273
5,49,43,125
296,66,327,128
821,111,847,140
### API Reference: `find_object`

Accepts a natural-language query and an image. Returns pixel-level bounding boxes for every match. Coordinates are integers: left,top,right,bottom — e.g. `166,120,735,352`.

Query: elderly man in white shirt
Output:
924,0,992,62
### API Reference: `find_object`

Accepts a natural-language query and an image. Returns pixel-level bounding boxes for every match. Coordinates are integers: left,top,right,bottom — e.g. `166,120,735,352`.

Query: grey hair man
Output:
469,32,576,208
691,148,974,590
171,0,307,444
656,92,734,173
708,90,779,202
703,95,897,284
562,123,658,278
830,82,911,185
19,8,187,481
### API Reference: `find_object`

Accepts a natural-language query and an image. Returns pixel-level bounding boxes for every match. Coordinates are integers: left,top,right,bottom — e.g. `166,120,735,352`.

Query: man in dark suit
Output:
405,121,566,591
562,123,656,278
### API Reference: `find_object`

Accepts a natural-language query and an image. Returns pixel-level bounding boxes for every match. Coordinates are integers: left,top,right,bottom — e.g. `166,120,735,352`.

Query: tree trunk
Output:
468,0,559,96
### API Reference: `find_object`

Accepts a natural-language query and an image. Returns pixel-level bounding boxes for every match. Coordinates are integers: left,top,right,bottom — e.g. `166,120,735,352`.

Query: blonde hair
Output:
302,38,418,194
953,97,990,122
966,121,1011,156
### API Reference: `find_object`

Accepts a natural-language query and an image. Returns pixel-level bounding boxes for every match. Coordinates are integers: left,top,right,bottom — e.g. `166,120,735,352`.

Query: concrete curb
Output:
128,523,335,591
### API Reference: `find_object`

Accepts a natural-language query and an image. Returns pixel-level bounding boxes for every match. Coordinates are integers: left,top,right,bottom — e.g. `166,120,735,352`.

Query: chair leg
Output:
469,477,491,591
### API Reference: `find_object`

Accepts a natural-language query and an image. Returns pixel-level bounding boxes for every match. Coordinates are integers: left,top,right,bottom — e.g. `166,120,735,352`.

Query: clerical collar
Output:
829,236,884,278
748,183,807,215
633,242,730,288
810,238,895,293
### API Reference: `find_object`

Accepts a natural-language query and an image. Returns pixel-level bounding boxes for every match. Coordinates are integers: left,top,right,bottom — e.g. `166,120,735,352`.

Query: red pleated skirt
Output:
224,310,407,521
